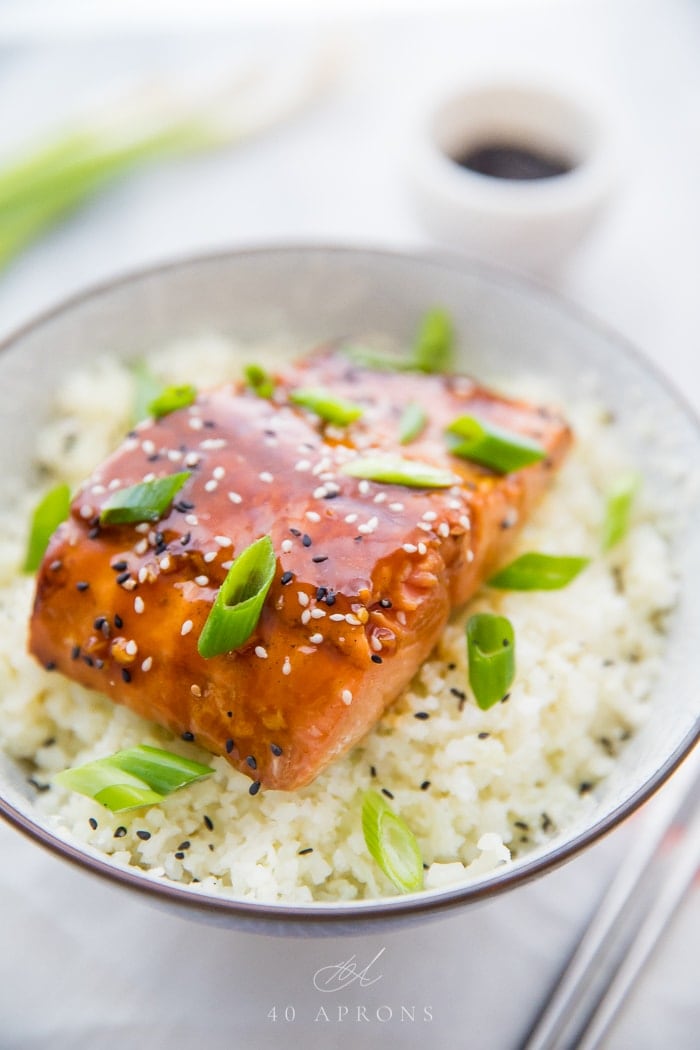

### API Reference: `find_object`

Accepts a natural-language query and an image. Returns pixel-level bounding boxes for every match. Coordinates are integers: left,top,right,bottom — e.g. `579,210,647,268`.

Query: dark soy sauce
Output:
454,143,572,181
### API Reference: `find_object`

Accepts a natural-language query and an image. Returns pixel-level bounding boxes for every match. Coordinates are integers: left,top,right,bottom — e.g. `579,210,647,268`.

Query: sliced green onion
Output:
412,307,453,374
398,402,428,445
341,455,457,489
290,386,364,426
131,360,162,424
488,553,589,591
54,744,213,813
602,471,640,551
100,471,190,525
148,383,197,419
23,482,71,572
342,344,411,372
197,534,276,658
244,363,275,399
467,613,516,710
446,415,546,473
361,790,424,894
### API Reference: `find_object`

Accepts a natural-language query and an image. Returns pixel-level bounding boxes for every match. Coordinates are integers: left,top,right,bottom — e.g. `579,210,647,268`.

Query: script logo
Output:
312,947,386,993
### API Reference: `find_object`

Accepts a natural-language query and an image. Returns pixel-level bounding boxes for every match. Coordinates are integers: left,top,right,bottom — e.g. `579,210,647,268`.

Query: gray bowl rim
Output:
0,241,698,926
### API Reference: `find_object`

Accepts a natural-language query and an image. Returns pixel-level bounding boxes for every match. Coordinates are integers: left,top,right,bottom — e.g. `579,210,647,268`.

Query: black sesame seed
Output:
270,743,283,756
114,826,127,838
354,535,363,542
226,711,233,718
175,499,195,511
370,765,377,778
579,781,594,795
154,531,165,546
203,420,216,429
28,777,50,792
450,687,466,701
514,820,529,830
249,781,261,796
289,528,302,537
82,655,94,668
147,453,160,463
311,555,328,564
180,532,191,546
121,668,132,683
447,662,456,671
322,491,339,500
136,830,151,841
111,560,128,572
324,590,336,606
414,711,429,720
76,581,90,591
44,661,56,671
501,693,511,703
420,780,431,791
71,644,80,660
181,731,195,742
379,598,392,609
478,732,490,739
316,586,328,600
88,817,98,830
178,841,191,850
174,851,185,860
280,571,294,586
88,526,100,539
298,847,314,855
94,659,104,669
114,614,123,629
154,541,167,556
203,815,214,831
94,616,107,631
208,844,215,851
116,571,131,585
246,755,257,770
370,654,383,664
381,788,394,800
541,813,554,832
302,533,312,547
225,739,234,754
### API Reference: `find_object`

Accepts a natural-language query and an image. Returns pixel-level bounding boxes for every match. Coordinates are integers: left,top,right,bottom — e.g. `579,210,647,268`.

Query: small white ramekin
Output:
408,81,617,273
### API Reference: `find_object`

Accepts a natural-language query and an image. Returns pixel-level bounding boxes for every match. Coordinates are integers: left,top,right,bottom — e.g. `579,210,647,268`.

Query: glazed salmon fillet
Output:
29,350,571,790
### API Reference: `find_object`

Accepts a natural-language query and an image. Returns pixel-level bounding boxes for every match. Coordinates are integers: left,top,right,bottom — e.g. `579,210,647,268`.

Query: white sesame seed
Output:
134,596,145,614
295,459,311,472
109,479,122,491
181,620,193,636
221,560,233,570
121,579,137,591
389,502,405,512
134,538,148,555
259,471,274,483
305,510,321,523
185,452,200,468
203,551,217,563
167,449,183,462
281,539,293,554
159,556,172,571
212,466,225,480
329,613,345,622
228,491,242,504
467,549,475,562
312,486,328,500
255,646,268,659
358,480,371,496
204,479,218,492
125,639,138,656
345,614,362,626
418,542,427,555
370,635,383,651
214,535,232,547
189,417,204,431
91,484,106,496
319,472,336,482
448,498,462,510
397,611,407,625
282,657,292,675
142,439,156,456
402,543,418,553
138,567,148,584
298,592,309,607
438,522,451,538
195,575,209,586
185,514,198,526
341,689,353,705
301,609,312,625
422,511,437,522
373,492,387,504
309,633,323,645
459,515,471,530
310,608,326,619
141,656,153,672
191,683,202,697
325,482,340,495
200,438,227,450
417,521,432,532
142,472,156,483
344,513,358,524
79,505,94,520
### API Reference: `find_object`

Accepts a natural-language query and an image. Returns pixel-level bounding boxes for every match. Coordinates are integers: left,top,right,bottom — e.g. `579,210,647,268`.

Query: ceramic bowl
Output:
0,245,697,931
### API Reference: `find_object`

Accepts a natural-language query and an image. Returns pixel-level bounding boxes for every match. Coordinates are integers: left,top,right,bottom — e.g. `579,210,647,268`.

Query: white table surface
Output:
0,2,698,1047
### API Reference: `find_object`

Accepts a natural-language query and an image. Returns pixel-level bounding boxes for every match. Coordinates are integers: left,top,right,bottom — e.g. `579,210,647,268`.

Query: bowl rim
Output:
1,241,698,926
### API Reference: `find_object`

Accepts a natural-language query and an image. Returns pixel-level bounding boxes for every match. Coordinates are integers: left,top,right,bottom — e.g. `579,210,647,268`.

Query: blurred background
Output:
0,1,698,1047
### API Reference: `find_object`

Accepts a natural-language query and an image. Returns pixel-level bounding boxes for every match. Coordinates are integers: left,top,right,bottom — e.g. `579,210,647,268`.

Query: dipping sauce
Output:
454,143,572,181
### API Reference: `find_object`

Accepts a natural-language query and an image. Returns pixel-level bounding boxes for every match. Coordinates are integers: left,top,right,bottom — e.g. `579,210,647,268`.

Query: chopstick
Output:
519,747,700,1050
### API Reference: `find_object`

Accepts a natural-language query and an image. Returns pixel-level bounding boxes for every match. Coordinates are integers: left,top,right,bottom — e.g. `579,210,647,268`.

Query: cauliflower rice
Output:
0,337,677,902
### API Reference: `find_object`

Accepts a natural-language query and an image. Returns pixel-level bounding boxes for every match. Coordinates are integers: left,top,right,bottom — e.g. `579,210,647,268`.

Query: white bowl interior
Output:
1,247,698,922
